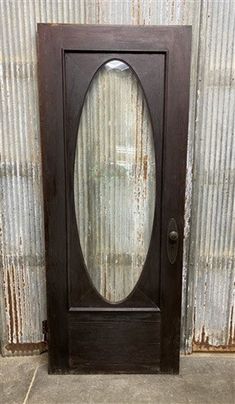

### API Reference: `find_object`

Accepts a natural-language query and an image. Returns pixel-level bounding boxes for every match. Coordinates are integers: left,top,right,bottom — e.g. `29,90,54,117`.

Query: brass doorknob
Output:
169,230,178,242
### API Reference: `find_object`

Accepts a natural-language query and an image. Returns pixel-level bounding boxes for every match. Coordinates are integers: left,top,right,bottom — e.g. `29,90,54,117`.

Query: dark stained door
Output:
37,24,191,374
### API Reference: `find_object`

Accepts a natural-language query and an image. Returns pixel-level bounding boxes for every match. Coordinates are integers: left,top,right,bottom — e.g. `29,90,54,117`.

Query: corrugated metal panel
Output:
185,0,235,352
0,0,232,354
0,0,46,355
0,0,201,355
0,0,200,356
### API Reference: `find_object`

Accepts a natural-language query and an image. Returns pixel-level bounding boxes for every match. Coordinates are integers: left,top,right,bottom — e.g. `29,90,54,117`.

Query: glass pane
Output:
74,60,155,303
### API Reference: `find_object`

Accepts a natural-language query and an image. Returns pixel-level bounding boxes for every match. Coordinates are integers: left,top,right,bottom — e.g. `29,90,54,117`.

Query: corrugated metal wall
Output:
0,0,234,355
185,0,235,352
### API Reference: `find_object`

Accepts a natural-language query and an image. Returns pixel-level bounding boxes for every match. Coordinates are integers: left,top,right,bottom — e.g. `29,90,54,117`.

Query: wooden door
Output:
38,24,191,374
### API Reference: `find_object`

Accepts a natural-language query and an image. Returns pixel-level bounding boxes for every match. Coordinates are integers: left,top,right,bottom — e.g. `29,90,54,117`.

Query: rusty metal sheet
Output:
0,0,234,355
184,0,235,353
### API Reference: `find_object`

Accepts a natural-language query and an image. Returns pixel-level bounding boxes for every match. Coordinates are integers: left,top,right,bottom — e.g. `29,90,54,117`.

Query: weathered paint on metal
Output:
193,306,234,352
4,342,47,356
185,0,235,353
0,0,234,355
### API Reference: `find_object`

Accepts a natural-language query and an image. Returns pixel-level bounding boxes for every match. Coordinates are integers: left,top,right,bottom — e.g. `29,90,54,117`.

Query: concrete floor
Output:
0,354,234,404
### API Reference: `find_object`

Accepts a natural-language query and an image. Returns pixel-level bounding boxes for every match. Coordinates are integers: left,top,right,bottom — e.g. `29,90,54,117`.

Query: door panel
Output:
65,52,164,310
69,311,160,373
37,24,191,374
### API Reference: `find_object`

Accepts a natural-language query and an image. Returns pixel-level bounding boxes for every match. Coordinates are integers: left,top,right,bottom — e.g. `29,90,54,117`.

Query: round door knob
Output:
169,230,178,242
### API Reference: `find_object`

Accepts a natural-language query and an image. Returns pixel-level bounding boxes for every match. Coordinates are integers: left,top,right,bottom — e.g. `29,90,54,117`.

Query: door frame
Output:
37,24,191,374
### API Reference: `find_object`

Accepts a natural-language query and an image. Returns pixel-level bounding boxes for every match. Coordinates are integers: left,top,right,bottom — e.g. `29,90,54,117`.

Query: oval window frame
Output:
73,58,157,304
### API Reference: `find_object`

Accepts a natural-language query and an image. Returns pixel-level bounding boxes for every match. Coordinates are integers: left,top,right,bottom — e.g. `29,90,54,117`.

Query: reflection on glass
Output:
74,60,155,303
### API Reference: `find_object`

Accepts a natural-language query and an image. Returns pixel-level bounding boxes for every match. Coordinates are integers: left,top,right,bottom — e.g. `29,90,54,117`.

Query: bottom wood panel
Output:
68,311,161,373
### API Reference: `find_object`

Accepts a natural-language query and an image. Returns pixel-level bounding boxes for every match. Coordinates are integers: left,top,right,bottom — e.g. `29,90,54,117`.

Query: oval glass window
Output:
74,60,156,303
